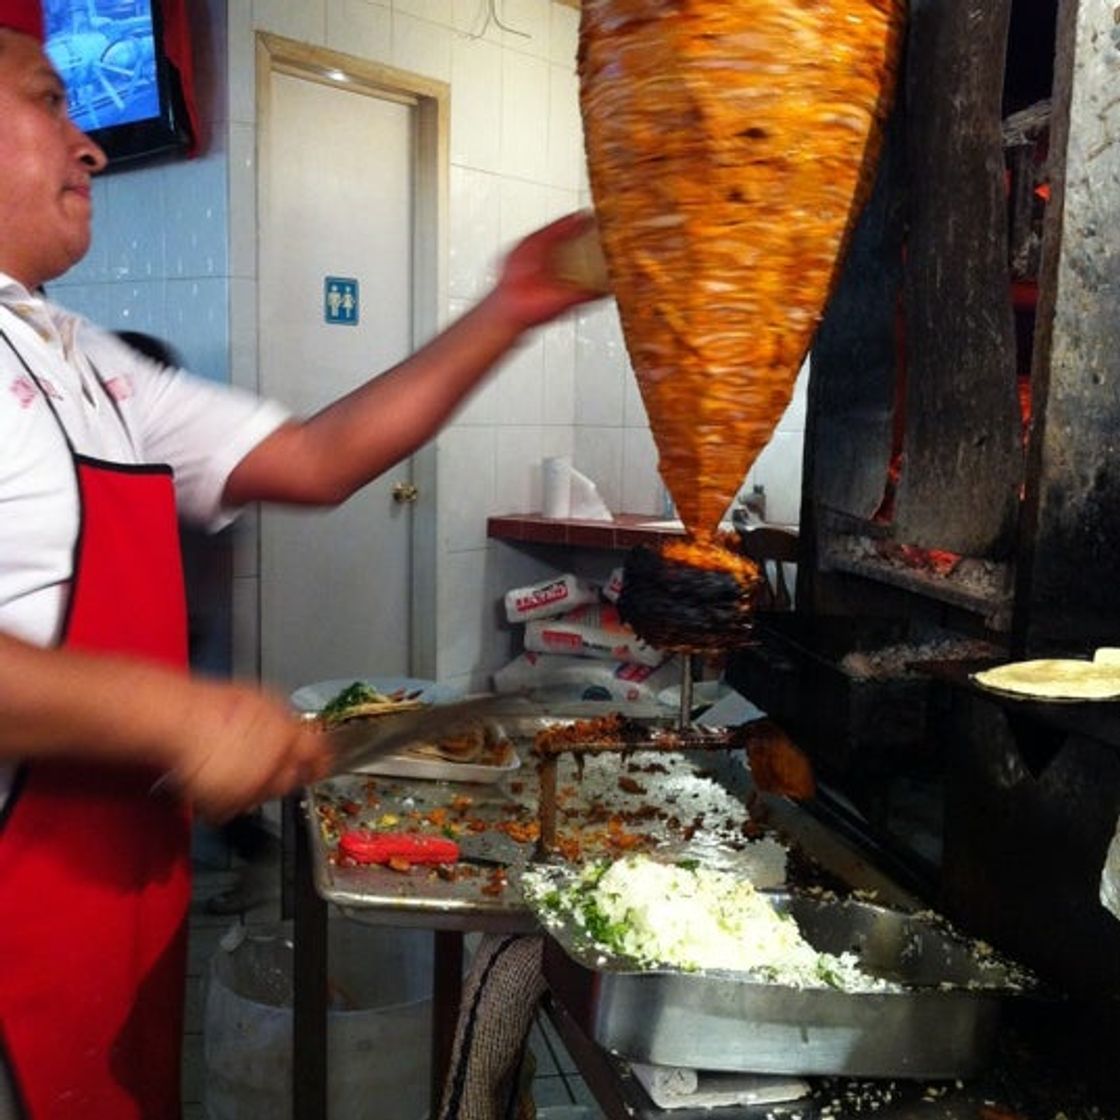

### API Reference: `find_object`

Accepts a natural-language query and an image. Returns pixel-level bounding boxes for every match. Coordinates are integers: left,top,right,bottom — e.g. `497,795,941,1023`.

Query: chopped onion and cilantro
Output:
525,855,897,992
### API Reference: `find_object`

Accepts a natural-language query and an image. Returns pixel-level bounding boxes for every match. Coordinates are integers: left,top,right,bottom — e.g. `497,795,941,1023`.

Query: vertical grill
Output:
727,0,1120,1013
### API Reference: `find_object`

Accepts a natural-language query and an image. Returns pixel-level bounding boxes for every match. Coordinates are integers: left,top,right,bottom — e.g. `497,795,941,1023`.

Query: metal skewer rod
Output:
677,654,695,732
536,754,559,857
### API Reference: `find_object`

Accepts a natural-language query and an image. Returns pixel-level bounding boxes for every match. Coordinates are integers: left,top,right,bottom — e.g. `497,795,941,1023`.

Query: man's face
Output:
0,29,106,289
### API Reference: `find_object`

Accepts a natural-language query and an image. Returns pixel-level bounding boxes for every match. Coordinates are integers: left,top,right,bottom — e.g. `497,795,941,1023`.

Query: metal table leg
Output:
289,792,328,1120
541,994,640,1120
430,930,465,1118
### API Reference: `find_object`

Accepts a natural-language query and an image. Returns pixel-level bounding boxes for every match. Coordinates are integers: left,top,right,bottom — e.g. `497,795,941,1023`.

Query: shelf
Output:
486,512,687,552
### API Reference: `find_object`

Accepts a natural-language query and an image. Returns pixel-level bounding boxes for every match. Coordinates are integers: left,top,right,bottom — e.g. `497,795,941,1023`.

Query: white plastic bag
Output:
492,651,678,704
524,603,662,666
503,573,598,623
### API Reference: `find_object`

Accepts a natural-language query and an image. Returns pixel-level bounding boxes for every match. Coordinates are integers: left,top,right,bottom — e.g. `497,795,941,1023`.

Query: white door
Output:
258,65,416,694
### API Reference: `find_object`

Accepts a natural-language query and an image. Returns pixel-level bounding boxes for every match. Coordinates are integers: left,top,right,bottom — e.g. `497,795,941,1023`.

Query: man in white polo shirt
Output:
0,4,601,1116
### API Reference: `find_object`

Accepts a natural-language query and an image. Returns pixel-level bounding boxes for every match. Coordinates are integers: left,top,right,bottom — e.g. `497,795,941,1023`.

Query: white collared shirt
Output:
0,275,290,800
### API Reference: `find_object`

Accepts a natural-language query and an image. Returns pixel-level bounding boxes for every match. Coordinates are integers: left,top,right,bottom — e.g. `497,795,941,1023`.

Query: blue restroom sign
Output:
324,277,359,325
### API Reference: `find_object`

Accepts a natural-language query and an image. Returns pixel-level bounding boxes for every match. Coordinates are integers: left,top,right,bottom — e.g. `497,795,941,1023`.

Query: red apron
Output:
0,365,191,1118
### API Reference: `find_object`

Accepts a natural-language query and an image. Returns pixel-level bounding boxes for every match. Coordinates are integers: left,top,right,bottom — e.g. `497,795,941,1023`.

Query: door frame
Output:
255,32,448,678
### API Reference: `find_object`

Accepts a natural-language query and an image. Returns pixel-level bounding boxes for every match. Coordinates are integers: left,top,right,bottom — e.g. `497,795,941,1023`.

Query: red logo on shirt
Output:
103,376,133,401
9,376,38,408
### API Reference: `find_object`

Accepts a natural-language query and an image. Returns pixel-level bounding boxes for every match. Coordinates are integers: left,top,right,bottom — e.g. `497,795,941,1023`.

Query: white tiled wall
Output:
223,0,609,690
742,359,810,527
53,0,231,368
52,151,231,387
50,0,809,693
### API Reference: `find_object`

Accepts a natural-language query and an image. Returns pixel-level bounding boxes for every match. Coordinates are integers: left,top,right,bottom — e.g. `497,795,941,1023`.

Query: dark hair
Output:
115,330,181,369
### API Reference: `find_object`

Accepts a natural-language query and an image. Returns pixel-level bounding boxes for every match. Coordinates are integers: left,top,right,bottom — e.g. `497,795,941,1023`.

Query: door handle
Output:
392,481,419,504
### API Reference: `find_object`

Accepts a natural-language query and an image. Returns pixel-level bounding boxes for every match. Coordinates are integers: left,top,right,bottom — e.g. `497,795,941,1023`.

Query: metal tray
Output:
540,891,1027,1079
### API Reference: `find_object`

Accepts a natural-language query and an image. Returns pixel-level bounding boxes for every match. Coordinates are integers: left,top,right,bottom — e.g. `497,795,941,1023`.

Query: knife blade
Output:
318,694,511,776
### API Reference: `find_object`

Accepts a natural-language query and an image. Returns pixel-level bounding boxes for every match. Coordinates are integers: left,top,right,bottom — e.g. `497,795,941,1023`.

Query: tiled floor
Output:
183,833,602,1119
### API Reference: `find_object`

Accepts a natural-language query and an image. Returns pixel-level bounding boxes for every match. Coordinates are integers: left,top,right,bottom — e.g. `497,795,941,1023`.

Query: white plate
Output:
295,678,515,783
289,676,461,713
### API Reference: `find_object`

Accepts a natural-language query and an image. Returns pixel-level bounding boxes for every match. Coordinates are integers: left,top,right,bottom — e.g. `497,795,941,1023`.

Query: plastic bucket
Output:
203,920,432,1119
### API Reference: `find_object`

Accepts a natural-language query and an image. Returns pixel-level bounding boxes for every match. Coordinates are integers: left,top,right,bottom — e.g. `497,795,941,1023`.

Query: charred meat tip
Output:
618,537,764,652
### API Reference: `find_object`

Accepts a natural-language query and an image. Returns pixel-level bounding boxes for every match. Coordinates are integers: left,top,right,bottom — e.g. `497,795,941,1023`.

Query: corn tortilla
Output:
973,659,1120,701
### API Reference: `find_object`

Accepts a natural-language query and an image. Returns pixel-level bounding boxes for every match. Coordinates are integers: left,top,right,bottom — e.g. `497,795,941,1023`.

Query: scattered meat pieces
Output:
534,713,643,754
480,869,508,897
742,720,816,801
979,1108,1027,1120
497,820,539,845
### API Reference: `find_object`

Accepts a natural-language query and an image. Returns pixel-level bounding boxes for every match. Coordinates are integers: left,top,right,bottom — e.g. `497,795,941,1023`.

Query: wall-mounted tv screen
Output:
43,0,194,167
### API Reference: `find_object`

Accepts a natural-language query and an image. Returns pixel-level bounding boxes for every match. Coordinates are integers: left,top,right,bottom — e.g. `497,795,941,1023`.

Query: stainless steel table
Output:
288,738,776,1119
290,738,1044,1120
544,992,1120,1120
288,773,535,1120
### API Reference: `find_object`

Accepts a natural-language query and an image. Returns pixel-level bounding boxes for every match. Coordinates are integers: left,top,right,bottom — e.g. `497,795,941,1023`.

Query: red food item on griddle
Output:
338,830,460,865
